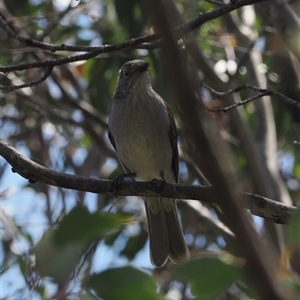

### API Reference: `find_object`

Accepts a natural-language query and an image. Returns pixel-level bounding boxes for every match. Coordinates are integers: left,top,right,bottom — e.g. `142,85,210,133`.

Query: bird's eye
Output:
123,70,130,78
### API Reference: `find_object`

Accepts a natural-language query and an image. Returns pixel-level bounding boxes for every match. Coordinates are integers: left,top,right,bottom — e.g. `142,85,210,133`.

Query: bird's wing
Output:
165,102,179,183
108,129,116,150
108,129,135,177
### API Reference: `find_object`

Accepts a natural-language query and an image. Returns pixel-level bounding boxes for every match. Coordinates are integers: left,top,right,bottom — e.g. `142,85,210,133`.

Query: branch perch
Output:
0,140,295,224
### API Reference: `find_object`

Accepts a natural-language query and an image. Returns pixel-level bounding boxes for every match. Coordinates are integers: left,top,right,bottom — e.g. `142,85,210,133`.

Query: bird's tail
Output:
144,198,189,267
165,200,190,263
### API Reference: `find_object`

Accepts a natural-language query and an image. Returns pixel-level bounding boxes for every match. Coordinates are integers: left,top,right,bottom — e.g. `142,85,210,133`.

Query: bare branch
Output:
0,140,296,225
0,49,105,73
0,13,157,54
203,83,300,111
0,67,53,91
210,92,271,112
0,0,269,73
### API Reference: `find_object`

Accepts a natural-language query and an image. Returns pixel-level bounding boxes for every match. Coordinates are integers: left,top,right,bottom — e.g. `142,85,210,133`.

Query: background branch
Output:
0,66,53,91
203,83,300,110
0,0,268,73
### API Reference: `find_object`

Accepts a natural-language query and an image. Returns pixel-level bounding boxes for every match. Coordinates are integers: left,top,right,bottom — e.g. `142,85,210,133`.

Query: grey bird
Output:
108,59,189,267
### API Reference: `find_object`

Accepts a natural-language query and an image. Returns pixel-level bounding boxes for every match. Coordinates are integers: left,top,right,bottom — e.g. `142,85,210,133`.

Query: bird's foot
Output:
111,172,136,197
150,178,166,190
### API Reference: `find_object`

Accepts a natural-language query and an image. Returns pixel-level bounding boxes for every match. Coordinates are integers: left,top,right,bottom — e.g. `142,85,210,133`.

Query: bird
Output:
108,59,189,267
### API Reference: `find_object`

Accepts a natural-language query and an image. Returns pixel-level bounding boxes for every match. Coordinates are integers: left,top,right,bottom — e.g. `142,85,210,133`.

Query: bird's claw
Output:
150,178,165,190
111,172,136,197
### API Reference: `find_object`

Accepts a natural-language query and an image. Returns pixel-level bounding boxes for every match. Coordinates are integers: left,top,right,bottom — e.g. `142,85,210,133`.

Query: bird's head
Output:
114,60,151,98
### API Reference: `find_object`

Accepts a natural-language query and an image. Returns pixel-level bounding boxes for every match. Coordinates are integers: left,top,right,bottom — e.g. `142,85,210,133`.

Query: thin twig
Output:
210,92,271,112
203,83,300,110
0,67,53,91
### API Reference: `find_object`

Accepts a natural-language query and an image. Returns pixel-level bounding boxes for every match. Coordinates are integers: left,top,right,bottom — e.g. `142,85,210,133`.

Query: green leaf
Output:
35,207,133,283
35,228,86,283
86,266,163,300
294,164,300,178
287,208,300,245
54,206,128,246
104,228,123,246
172,253,242,299
120,227,148,260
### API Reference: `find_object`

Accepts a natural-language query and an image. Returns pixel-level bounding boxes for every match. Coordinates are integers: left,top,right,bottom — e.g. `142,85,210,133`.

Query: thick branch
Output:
148,0,284,298
0,140,295,225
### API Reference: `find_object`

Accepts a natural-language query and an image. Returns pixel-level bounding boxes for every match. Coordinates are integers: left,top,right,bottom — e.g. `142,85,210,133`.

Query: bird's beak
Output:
137,61,149,72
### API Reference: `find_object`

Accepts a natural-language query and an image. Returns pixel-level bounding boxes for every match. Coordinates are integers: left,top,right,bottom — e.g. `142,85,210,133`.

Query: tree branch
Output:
147,0,284,298
0,67,53,91
0,0,269,73
0,140,295,225
203,83,300,111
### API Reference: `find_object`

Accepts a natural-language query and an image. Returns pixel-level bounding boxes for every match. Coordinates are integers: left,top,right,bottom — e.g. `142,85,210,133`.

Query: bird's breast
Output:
110,95,173,181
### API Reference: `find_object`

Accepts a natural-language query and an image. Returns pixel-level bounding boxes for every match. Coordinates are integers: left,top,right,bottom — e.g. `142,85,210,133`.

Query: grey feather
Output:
108,60,189,267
